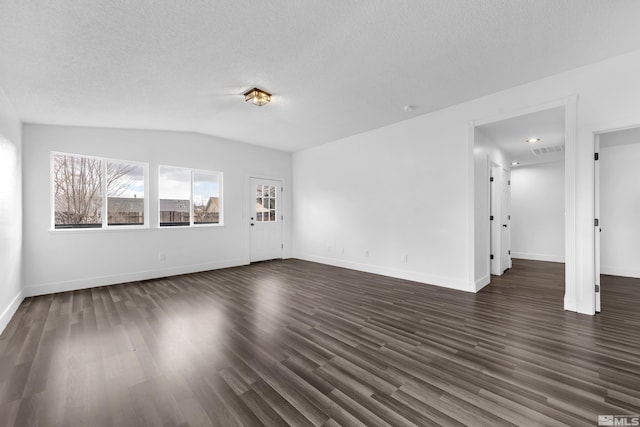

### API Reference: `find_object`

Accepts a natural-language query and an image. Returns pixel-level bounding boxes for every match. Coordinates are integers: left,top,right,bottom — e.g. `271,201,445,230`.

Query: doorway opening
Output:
594,126,640,312
473,106,566,297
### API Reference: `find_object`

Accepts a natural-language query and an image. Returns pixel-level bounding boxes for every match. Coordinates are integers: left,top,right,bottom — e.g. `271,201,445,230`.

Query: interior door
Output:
250,178,283,262
490,166,511,275
490,166,499,275
500,168,511,273
595,136,601,312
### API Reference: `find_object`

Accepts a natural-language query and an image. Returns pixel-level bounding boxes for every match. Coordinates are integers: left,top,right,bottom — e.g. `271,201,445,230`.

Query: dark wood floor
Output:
1,259,639,426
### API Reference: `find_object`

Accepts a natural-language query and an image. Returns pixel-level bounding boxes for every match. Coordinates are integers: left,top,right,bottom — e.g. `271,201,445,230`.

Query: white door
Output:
490,166,511,276
500,168,512,273
594,137,601,312
250,178,283,262
490,167,499,275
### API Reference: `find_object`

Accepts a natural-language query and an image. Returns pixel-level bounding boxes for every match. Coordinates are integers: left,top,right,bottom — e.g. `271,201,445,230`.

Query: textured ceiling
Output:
2,1,640,152
476,107,566,167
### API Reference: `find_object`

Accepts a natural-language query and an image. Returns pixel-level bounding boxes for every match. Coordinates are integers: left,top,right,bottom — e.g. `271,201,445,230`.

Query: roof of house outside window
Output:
159,199,190,212
204,197,219,213
107,197,144,213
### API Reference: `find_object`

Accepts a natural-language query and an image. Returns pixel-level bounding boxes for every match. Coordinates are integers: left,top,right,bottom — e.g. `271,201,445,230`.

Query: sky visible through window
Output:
193,173,219,206
159,166,219,202
108,163,144,198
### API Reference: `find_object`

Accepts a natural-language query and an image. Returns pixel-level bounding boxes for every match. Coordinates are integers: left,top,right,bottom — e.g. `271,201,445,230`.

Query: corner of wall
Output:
563,296,577,312
0,289,24,335
475,275,490,292
0,85,24,336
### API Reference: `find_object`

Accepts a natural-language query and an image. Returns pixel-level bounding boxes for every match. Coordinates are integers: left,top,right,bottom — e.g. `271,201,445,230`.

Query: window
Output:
52,153,147,229
107,161,145,225
159,166,190,226
53,154,102,228
193,172,220,224
159,166,222,227
256,183,277,222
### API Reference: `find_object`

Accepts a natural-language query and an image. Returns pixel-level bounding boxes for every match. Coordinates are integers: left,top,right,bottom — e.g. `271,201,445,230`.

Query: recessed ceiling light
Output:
525,138,541,143
403,105,414,112
243,87,271,106
511,161,520,166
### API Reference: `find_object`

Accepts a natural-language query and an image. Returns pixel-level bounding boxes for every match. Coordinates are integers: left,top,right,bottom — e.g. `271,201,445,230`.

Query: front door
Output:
250,178,283,262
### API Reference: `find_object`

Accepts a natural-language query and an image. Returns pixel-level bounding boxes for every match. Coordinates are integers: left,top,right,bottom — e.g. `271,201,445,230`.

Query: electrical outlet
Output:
364,249,369,257
159,252,166,261
403,254,408,263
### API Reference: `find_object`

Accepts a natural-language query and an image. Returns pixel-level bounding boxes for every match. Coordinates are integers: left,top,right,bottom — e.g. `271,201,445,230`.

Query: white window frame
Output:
50,152,149,231
158,165,223,228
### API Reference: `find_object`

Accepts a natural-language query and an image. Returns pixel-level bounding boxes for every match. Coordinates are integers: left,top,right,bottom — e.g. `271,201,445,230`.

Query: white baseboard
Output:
475,275,490,292
511,252,565,263
296,253,471,292
0,289,24,336
601,266,640,279
564,296,577,312
23,258,248,297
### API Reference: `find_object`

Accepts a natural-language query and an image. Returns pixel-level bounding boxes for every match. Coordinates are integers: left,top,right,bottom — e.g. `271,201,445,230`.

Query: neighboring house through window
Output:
159,165,222,227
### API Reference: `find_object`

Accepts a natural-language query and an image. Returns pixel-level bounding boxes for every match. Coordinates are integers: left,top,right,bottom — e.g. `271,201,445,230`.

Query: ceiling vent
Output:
531,144,565,156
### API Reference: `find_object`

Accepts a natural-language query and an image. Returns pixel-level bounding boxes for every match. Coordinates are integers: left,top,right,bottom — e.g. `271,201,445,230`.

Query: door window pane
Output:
256,197,265,222
255,184,277,222
193,172,220,224
107,162,144,225
53,154,103,228
159,166,191,226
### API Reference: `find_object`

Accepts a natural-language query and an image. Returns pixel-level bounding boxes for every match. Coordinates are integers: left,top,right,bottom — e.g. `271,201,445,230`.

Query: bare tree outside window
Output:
193,172,219,224
107,161,144,225
53,154,140,228
54,155,102,227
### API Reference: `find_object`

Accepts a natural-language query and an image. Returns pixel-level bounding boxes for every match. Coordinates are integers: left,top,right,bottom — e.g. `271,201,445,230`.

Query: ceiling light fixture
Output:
243,87,271,106
511,161,520,166
525,138,541,143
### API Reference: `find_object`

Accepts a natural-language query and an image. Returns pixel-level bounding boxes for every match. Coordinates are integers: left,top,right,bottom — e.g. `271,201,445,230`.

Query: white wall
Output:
293,49,640,314
293,110,470,290
511,161,565,263
600,141,640,278
0,88,22,334
22,124,292,296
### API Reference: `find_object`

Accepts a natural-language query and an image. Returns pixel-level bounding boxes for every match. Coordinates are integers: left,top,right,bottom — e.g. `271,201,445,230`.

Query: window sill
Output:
50,225,151,233
49,224,225,233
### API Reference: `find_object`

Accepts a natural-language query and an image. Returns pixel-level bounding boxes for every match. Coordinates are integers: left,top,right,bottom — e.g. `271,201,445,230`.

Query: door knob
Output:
502,224,507,228
250,223,254,226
